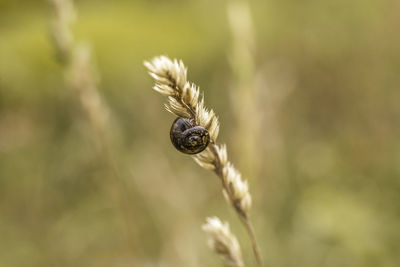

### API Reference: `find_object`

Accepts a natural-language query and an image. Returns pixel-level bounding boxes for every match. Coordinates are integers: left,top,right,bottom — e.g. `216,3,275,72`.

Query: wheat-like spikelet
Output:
145,56,262,267
145,56,251,217
144,56,220,143
194,144,252,216
202,217,244,267
49,0,109,136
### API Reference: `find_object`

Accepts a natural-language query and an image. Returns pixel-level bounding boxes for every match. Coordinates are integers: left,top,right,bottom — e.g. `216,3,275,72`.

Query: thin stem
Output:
241,216,263,267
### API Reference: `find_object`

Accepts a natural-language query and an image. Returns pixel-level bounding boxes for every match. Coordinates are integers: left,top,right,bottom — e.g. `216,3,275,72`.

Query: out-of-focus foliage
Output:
0,0,399,266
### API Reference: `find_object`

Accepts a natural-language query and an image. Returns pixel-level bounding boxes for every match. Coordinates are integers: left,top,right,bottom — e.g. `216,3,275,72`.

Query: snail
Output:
170,117,210,154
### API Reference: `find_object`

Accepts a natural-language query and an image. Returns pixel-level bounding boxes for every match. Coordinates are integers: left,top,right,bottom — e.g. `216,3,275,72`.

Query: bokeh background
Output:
1,0,399,266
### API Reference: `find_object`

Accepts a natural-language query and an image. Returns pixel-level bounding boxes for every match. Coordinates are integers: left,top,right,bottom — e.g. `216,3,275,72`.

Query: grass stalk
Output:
145,56,264,267
48,0,141,255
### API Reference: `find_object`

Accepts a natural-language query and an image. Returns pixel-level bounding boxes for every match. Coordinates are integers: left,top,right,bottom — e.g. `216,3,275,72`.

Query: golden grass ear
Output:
145,56,262,267
202,217,244,267
144,56,220,143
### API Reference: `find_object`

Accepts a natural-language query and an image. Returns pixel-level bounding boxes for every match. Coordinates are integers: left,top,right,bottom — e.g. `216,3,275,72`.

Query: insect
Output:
170,117,210,154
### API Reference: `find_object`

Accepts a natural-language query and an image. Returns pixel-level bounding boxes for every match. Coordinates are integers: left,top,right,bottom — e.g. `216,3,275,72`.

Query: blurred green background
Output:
1,0,399,266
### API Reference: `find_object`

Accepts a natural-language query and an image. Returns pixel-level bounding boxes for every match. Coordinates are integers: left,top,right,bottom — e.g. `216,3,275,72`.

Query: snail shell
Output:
170,117,210,154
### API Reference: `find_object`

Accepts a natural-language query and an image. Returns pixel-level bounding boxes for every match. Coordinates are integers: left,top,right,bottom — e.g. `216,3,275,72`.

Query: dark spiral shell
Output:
170,117,210,154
